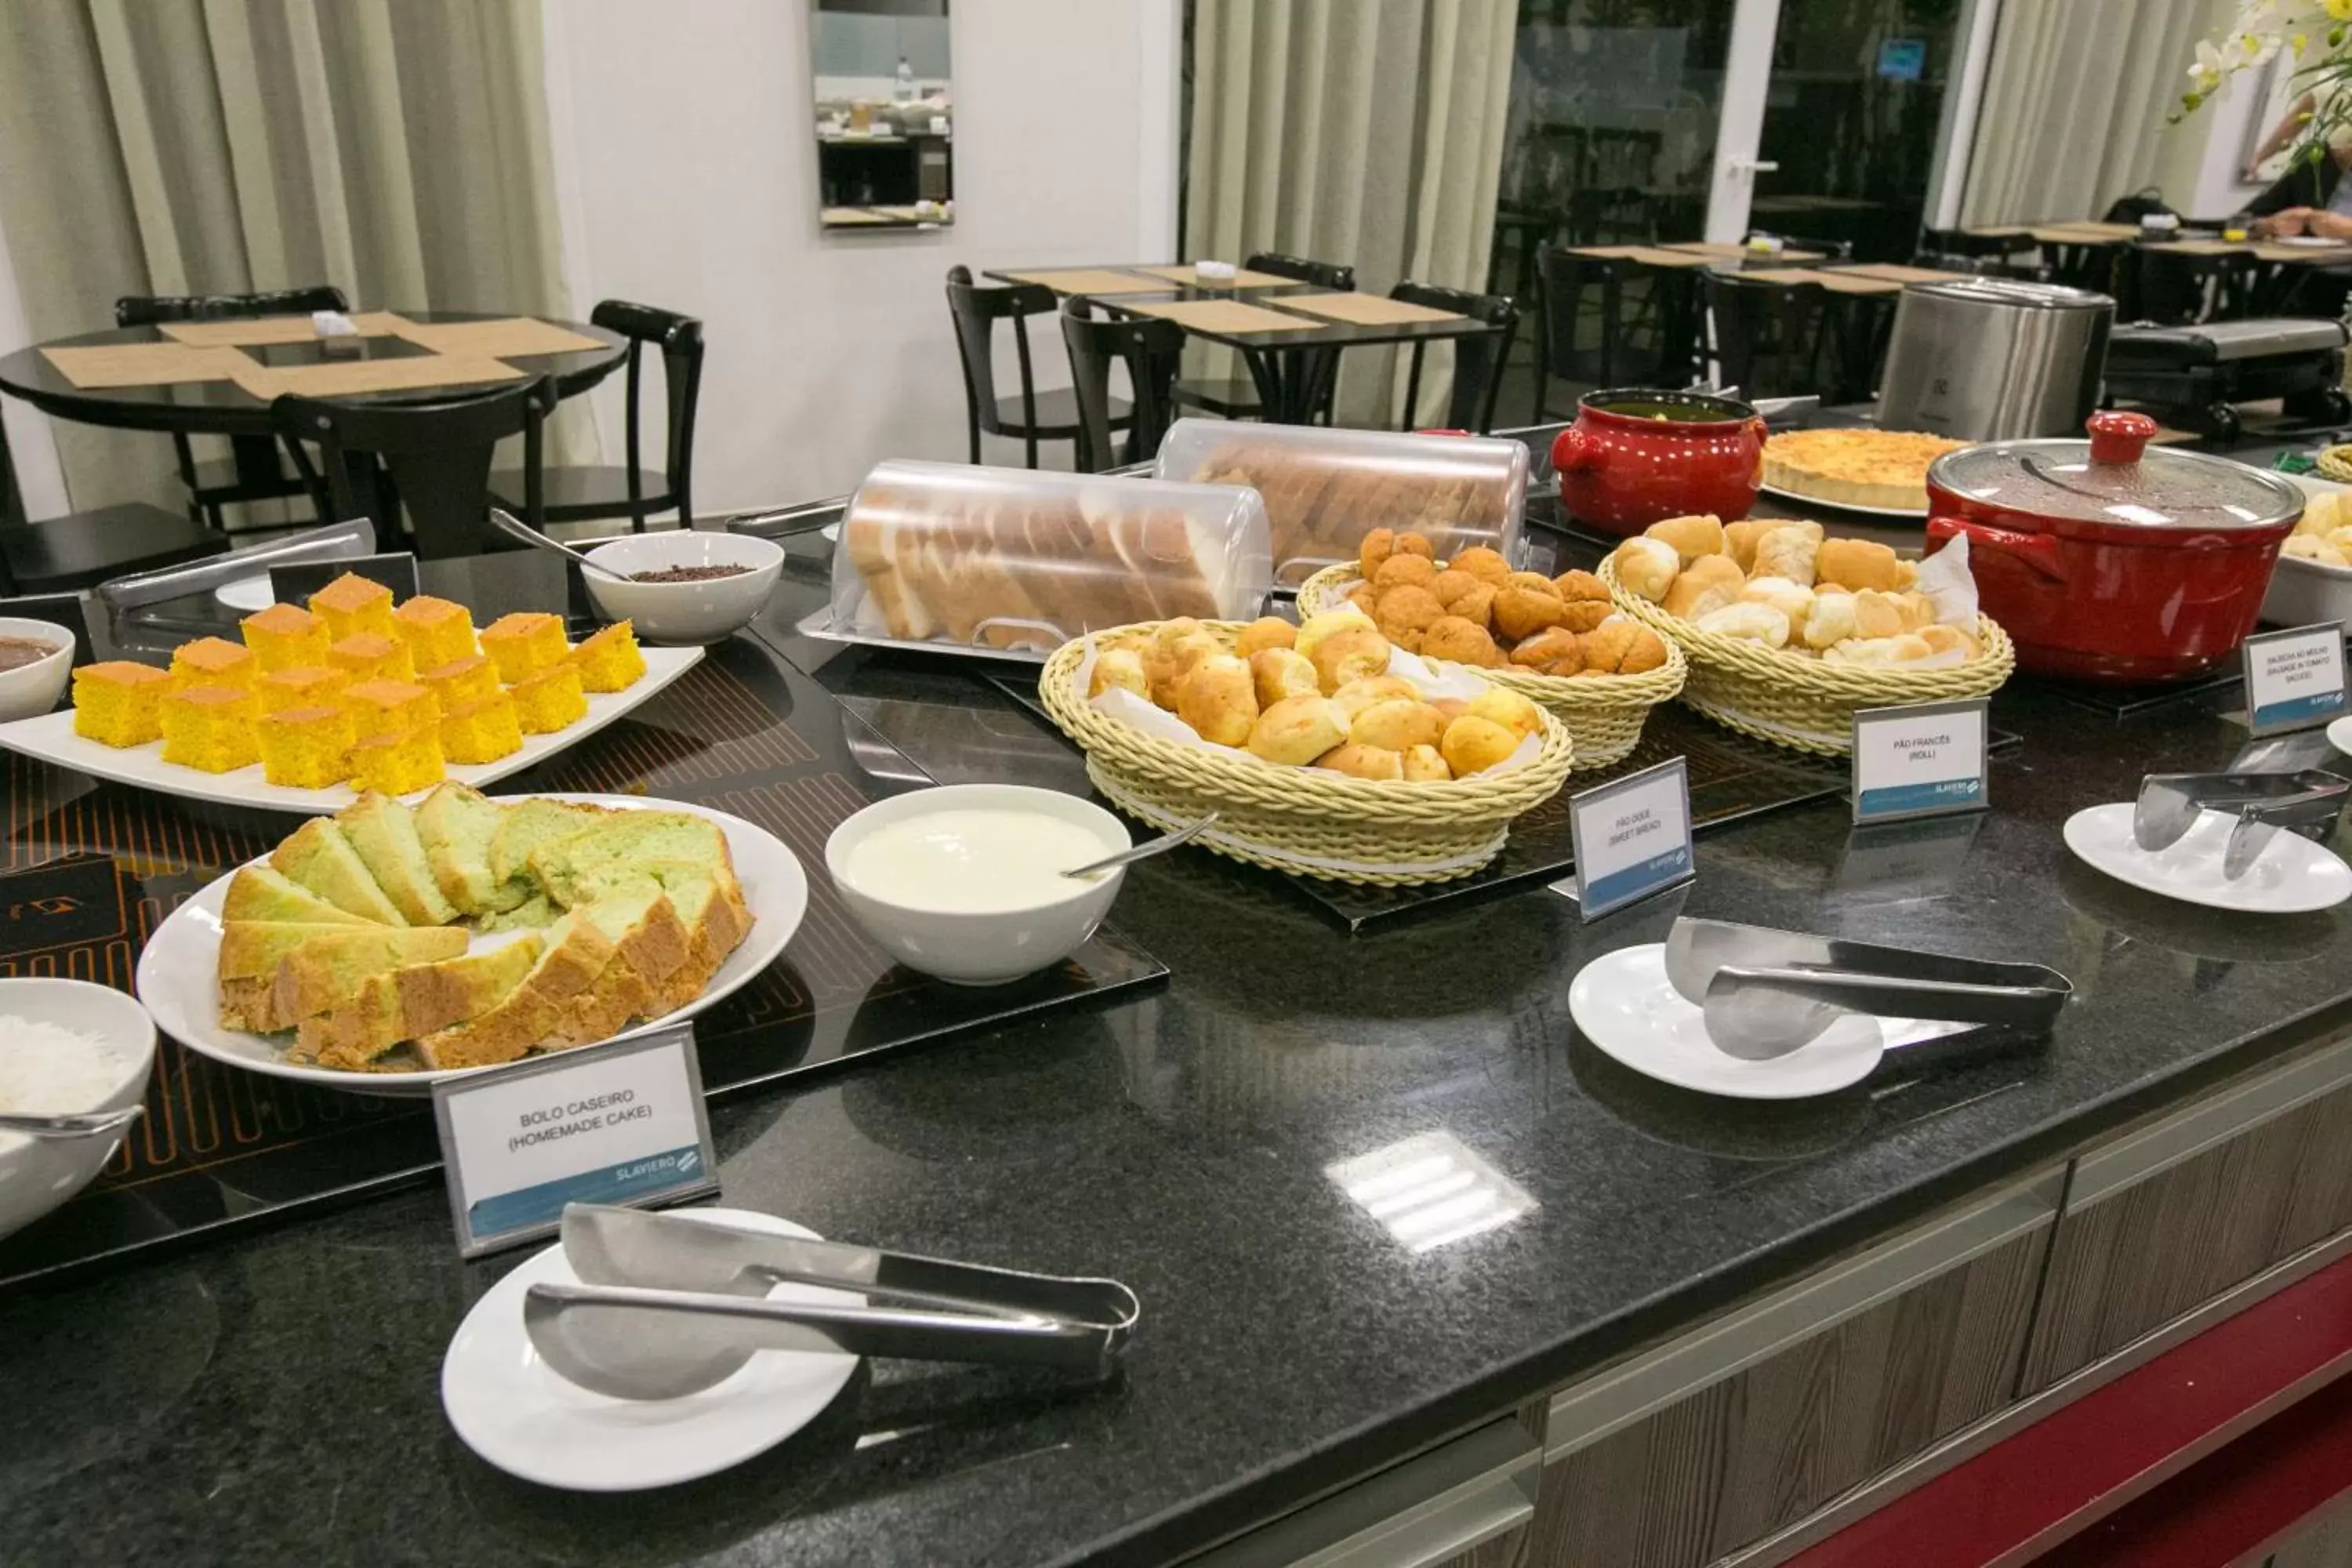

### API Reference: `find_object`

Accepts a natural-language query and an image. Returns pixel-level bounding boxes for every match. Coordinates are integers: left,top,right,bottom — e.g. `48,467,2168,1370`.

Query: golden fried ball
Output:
1449,546,1512,585
1373,584,1446,650
1430,568,1485,611
1419,615,1501,668
1357,527,1397,580
1373,553,1439,593
1509,628,1583,677
1492,586,1568,643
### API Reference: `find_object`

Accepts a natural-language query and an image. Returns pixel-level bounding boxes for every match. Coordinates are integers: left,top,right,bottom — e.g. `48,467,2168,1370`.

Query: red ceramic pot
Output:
1551,389,1766,537
1923,411,2301,684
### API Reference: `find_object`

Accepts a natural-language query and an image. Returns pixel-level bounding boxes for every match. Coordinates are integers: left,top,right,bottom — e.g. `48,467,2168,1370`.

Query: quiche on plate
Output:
1761,428,1969,514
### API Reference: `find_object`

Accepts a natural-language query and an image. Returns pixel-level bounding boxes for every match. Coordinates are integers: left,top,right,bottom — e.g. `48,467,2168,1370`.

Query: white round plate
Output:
212,574,273,612
2062,801,2352,914
1568,943,1887,1099
134,793,808,1097
442,1207,858,1491
1756,483,1929,521
2328,715,2352,757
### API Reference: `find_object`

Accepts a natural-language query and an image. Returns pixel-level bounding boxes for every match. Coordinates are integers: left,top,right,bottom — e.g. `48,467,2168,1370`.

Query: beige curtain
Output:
1185,0,1518,427
1959,0,2232,226
0,0,585,514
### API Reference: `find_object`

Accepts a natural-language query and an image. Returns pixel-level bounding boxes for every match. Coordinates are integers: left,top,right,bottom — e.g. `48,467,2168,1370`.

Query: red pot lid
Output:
1926,412,2299,532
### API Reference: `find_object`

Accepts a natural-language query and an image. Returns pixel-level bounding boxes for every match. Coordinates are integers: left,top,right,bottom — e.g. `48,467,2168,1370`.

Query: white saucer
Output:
441,1208,860,1491
1568,943,1887,1099
212,574,273,612
2062,801,2352,914
2328,715,2352,757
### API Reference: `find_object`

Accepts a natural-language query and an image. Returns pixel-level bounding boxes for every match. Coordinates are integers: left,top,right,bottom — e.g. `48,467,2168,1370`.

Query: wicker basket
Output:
2318,445,2352,485
1595,558,2016,756
1296,564,1688,770
1038,622,1575,885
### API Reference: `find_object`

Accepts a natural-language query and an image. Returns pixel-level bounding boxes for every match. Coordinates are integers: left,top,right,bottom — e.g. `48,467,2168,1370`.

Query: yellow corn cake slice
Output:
241,603,331,672
307,573,396,641
571,621,647,693
509,663,586,734
169,637,255,692
418,654,501,709
441,692,524,764
327,633,415,685
344,678,440,742
479,612,568,683
390,595,477,670
71,661,171,746
347,724,445,795
256,665,349,716
256,704,354,789
159,685,260,773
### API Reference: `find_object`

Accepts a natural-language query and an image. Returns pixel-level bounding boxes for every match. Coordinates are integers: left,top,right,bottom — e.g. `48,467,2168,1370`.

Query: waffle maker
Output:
2102,318,2352,441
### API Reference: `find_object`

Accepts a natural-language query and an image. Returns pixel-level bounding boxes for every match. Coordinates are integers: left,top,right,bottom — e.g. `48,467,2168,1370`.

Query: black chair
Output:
1530,242,1684,422
1059,299,1183,473
946,265,1122,468
1173,251,1354,422
0,410,227,593
1389,282,1517,433
115,286,349,528
1703,272,1828,400
274,376,556,560
490,299,701,532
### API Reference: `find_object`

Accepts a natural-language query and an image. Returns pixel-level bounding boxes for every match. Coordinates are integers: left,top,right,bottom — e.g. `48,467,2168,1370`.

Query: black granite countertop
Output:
5,526,2352,1568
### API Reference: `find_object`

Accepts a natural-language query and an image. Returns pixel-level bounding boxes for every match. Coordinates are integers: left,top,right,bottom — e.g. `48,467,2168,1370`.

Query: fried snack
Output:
1644,514,1724,564
1493,585,1567,643
1392,531,1434,561
1310,627,1391,691
1850,589,1906,641
1468,687,1543,740
1696,602,1791,647
1581,620,1668,675
1358,528,1398,579
1817,537,1904,593
1753,526,1820,586
1825,633,1935,666
1374,584,1446,650
1804,592,1858,650
1449,546,1512,586
1661,555,1745,622
1919,624,1982,661
1247,695,1348,765
1352,699,1445,751
1440,714,1519,777
1420,615,1501,667
1373,553,1438,593
1400,744,1450,782
1175,654,1259,747
1610,536,1681,601
1740,575,1816,635
1347,585,1379,615
1449,581,1497,630
1313,742,1403,781
1554,569,1610,604
1510,628,1583,676
1430,568,1485,611
1090,646,1151,700
1250,647,1323,709
1234,616,1298,658
1330,675,1418,720
1294,606,1377,662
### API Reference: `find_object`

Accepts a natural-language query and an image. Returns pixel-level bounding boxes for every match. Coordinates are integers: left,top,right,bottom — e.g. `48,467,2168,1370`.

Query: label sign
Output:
2241,622,2349,735
1566,757,1695,920
1850,698,1990,823
433,1023,718,1258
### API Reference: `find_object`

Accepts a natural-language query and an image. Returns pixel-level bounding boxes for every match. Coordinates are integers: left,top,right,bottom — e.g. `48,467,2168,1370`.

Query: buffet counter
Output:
4,521,2350,1568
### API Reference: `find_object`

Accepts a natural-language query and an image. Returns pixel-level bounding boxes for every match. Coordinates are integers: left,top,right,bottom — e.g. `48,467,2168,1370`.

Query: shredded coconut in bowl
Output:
0,1017,131,1115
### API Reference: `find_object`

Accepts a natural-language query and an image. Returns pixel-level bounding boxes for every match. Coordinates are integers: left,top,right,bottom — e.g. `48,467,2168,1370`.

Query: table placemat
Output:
155,310,409,347
1615,246,1719,269
38,343,256,389
2144,238,2249,256
389,316,605,358
227,354,524,401
2030,224,2136,244
1836,263,1964,283
999,267,1170,295
1272,291,1465,326
1129,263,1294,289
1963,224,2034,238
2254,241,2352,263
822,207,894,224
1123,298,1326,333
1663,241,1828,263
1562,244,1658,260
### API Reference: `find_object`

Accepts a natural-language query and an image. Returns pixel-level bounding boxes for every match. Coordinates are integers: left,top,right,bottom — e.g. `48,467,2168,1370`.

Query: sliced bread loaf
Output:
269,818,406,925
337,793,459,926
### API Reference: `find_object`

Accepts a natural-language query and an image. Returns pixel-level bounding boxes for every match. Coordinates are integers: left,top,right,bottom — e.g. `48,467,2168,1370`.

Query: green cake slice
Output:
297,935,546,1070
221,866,383,927
414,783,532,916
268,818,406,926
337,793,459,927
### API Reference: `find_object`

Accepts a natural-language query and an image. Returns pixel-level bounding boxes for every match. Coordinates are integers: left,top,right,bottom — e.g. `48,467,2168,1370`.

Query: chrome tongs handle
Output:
96,516,376,619
2134,770,2349,880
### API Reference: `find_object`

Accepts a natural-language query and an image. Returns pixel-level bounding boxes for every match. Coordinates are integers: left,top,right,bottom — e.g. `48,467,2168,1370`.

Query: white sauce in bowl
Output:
841,808,1112,913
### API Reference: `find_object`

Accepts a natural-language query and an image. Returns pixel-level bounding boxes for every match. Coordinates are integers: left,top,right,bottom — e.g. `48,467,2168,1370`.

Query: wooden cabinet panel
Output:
2024,1060,2352,1394
1524,1218,2049,1568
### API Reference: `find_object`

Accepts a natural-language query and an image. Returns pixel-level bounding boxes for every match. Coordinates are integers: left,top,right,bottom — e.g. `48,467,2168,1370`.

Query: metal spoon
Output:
0,1105,143,1140
1062,814,1218,879
486,506,631,582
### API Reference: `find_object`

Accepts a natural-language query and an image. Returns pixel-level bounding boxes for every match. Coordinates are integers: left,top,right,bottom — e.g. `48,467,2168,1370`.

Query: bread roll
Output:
1421,615,1501,667
1695,601,1791,647
1723,519,1773,573
1374,584,1446,650
1440,714,1519,776
1494,585,1569,642
1431,697,1472,723
1468,686,1544,739
1803,592,1857,650
1581,620,1668,675
1511,627,1583,676
1644,513,1725,564
1506,571,1562,597
1247,695,1348,765
1824,633,1935,666
1610,536,1681,601
1250,647,1321,709
1661,555,1744,622
1089,646,1150,700
1330,674,1418,719
1400,743,1451,782
1817,537,1904,593
1449,546,1512,586
1431,568,1485,611
1311,627,1392,691
1450,581,1497,630
1233,616,1298,658
1554,568,1610,605
1294,606,1376,661
1374,553,1438,593
1314,742,1404,781
1740,575,1815,631
1851,588,1905,641
1147,626,1221,707
1175,654,1259,746
1352,699,1446,751
2286,533,2351,566
1752,526,1819,586
1892,591,1937,633
1919,624,1981,661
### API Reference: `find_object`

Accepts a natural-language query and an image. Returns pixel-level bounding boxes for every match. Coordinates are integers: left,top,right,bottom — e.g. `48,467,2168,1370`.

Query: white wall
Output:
0,201,69,520
544,0,1183,517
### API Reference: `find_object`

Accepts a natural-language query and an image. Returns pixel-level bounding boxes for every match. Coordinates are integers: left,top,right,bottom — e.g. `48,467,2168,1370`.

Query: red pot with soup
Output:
1550,389,1767,536
1922,412,2300,682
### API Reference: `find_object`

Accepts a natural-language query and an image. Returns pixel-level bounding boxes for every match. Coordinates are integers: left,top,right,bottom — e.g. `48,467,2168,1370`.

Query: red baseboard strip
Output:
1784,1250,2352,1568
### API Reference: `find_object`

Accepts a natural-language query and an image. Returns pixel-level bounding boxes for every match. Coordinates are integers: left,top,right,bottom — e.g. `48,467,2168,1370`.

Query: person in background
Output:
2245,90,2320,183
2244,123,2352,238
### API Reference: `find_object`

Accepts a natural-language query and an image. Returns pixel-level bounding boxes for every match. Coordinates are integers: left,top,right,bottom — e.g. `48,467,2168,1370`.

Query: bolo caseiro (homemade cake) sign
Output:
1849,698,1990,824
434,1022,718,1257
1565,757,1694,920
2241,622,2348,736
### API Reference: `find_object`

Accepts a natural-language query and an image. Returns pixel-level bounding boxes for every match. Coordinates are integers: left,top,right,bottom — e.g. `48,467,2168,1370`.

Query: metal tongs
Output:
2133,771,2349,880
1664,918,2071,1062
523,1203,1140,1400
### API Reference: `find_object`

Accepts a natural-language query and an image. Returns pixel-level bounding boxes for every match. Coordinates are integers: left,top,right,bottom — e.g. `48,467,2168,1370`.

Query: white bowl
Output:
0,978,156,1240
582,533,786,644
0,618,76,723
824,783,1131,985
